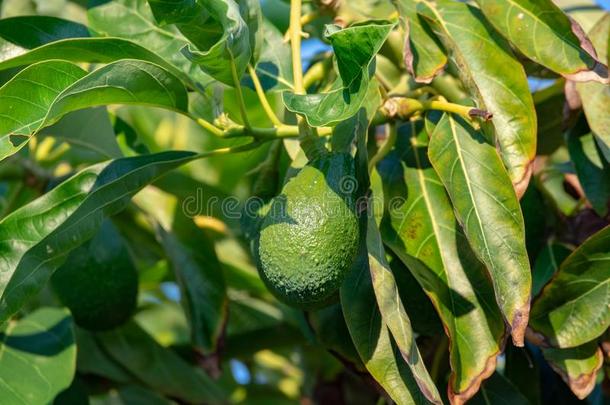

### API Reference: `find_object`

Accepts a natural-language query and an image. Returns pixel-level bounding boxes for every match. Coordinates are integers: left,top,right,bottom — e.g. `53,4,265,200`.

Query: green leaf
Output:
96,321,226,403
340,243,431,405
568,132,610,216
75,328,133,383
418,0,537,196
91,385,174,405
529,225,610,348
248,20,293,92
469,372,530,405
379,121,505,402
176,0,252,86
474,0,608,82
0,15,89,49
88,0,212,86
504,345,541,405
366,214,442,405
0,59,188,161
532,243,573,297
427,113,531,346
533,80,568,156
134,186,228,354
0,307,75,405
0,151,196,324
576,15,610,162
283,21,394,127
542,341,604,399
393,0,447,83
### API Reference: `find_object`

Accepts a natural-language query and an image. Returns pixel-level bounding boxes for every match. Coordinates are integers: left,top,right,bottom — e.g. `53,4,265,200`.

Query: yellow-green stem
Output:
195,117,225,138
230,58,251,129
289,0,305,95
247,64,283,127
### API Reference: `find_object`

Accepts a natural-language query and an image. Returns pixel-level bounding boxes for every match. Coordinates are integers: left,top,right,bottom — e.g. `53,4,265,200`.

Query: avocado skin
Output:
51,221,138,331
256,152,359,309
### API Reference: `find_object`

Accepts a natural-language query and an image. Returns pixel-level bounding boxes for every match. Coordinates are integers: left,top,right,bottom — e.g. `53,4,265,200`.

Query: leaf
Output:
0,15,89,49
40,107,122,160
532,243,573,297
529,225,610,348
543,341,604,399
0,59,188,161
92,385,174,405
366,214,442,405
245,20,293,92
169,0,252,86
0,151,196,324
469,372,530,405
474,0,608,82
134,186,228,354
427,113,531,346
0,307,75,405
576,15,610,162
282,21,394,127
340,242,431,405
418,0,537,196
379,121,505,403
393,0,447,83
96,321,226,403
75,328,133,383
504,345,541,405
533,80,568,156
568,132,610,216
88,0,212,86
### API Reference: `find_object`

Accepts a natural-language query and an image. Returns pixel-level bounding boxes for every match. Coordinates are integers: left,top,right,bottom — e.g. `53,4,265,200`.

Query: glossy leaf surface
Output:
428,113,531,346
379,121,505,402
283,22,394,127
530,225,610,348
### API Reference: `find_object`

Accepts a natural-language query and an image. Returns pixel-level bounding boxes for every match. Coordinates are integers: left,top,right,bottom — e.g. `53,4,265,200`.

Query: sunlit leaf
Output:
379,121,505,402
283,21,394,127
418,0,537,196
0,308,75,405
427,113,531,346
529,225,610,348
474,0,608,82
0,151,196,324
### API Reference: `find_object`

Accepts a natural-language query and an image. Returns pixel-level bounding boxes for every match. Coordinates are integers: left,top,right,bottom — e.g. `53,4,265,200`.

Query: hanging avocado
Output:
256,152,360,309
51,221,138,331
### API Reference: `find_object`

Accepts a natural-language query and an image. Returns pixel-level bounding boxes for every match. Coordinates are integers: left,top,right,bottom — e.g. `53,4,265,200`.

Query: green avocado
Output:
51,221,138,331
256,152,360,308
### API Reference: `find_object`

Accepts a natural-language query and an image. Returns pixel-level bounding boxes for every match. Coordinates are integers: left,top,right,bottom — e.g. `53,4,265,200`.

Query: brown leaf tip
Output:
510,305,530,347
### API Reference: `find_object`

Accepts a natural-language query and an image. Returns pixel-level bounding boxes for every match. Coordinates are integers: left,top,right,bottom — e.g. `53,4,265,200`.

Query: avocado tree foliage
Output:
0,0,608,403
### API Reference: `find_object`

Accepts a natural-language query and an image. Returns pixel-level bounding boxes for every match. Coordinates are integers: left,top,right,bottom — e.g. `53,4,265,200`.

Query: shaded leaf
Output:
533,243,573,297
427,113,531,346
418,0,537,196
379,121,505,402
0,308,75,405
340,242,431,405
0,15,89,49
246,20,293,92
529,225,610,348
474,0,608,82
75,328,133,383
0,59,188,161
393,0,447,83
542,341,604,399
0,151,196,324
568,132,610,216
171,0,252,86
97,321,226,403
576,15,610,162
283,22,394,127
504,344,541,405
532,80,567,156
469,372,530,405
367,214,442,405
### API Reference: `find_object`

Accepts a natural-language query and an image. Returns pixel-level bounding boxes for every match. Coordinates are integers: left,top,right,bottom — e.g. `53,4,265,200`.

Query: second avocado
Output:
256,152,360,309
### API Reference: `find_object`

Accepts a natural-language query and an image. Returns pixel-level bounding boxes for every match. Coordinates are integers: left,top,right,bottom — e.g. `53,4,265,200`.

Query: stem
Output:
289,0,305,95
230,58,251,129
302,59,328,90
196,141,264,159
368,123,397,172
382,97,492,122
247,64,283,127
283,11,319,41
195,117,225,138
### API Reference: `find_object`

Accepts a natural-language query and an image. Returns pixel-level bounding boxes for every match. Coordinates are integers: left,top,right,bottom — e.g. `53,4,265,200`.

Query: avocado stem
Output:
247,64,283,127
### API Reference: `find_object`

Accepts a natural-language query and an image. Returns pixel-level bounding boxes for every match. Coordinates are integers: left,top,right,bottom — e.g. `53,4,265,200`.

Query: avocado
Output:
256,152,360,308
51,221,138,331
